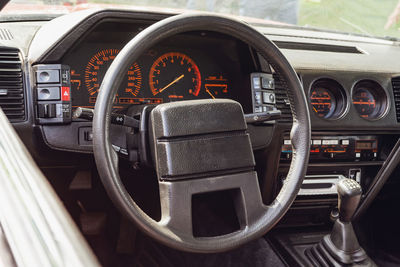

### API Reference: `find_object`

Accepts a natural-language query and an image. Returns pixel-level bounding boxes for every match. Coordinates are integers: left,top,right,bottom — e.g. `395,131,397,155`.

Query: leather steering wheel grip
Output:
93,13,311,253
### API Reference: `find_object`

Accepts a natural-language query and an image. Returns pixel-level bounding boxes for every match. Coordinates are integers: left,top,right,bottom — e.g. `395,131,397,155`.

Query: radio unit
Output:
281,136,378,161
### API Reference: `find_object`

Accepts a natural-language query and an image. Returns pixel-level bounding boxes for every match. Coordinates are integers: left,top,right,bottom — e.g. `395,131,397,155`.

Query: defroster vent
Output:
273,73,292,123
392,76,400,122
0,48,25,122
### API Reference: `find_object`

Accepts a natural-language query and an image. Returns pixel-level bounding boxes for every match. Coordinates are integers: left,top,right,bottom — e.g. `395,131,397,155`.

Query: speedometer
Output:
149,52,201,100
84,49,142,102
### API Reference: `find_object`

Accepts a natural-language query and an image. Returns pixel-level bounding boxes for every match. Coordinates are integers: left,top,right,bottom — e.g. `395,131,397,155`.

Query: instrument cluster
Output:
62,22,252,111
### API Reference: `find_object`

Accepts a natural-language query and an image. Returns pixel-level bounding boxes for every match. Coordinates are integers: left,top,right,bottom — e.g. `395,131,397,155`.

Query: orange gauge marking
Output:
84,49,142,99
149,52,201,97
204,75,229,97
309,87,335,118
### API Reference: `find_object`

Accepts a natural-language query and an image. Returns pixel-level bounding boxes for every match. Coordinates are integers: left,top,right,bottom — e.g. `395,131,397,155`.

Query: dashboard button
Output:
36,70,60,83
263,92,275,104
61,86,71,101
313,140,322,145
37,87,60,100
254,106,262,113
253,77,261,89
261,77,274,89
38,103,56,118
255,91,262,104
322,140,339,145
342,140,350,145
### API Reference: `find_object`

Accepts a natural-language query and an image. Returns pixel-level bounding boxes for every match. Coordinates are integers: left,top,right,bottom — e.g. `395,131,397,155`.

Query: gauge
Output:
149,52,201,99
352,80,387,119
204,75,229,99
309,79,346,119
124,63,142,97
84,49,142,99
310,87,336,118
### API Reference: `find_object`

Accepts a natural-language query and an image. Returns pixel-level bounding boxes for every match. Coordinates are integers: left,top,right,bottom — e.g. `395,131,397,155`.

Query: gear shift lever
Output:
306,178,375,266
337,178,362,222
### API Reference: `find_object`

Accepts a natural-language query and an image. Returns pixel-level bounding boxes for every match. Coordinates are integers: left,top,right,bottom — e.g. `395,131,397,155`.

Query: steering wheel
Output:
93,13,310,253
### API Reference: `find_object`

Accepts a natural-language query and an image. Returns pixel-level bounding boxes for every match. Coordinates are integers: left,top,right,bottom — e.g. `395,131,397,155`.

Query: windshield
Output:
3,0,400,40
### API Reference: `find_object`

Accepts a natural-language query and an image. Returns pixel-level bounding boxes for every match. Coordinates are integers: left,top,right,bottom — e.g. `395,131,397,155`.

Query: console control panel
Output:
250,72,277,113
281,136,378,161
33,64,72,124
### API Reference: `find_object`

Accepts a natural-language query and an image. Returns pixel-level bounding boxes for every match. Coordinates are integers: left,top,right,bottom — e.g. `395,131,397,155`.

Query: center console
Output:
276,133,398,227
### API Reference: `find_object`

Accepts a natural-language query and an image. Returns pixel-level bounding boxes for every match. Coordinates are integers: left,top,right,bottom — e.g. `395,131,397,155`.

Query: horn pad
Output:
149,99,255,181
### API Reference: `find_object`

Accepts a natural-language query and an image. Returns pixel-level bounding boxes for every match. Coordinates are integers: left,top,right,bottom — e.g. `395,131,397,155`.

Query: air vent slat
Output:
0,48,24,122
273,73,293,123
391,77,400,122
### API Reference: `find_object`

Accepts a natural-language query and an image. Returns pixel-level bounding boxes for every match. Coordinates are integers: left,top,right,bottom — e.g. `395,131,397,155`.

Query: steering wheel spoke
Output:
157,171,266,240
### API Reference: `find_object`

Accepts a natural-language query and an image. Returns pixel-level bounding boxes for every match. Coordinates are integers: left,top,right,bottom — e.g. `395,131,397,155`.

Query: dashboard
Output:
1,9,400,229
61,21,253,112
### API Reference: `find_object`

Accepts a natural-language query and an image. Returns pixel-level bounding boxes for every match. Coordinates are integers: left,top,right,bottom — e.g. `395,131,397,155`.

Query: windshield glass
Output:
4,0,400,40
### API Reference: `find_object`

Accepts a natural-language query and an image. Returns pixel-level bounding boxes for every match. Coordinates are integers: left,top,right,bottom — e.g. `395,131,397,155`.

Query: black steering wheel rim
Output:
93,13,310,253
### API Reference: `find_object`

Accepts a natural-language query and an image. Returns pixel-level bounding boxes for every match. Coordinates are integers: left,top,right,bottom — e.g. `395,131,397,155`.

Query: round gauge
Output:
84,49,142,98
310,87,336,118
352,80,387,120
309,79,346,119
149,52,201,99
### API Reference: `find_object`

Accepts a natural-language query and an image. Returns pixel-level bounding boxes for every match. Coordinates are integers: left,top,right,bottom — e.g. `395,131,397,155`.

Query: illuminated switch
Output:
61,86,71,101
284,140,291,145
356,153,361,158
342,140,350,145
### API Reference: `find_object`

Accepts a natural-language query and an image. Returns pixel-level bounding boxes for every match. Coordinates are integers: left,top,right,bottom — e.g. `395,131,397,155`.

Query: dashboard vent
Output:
392,77,400,122
0,48,25,122
274,41,365,54
274,73,293,123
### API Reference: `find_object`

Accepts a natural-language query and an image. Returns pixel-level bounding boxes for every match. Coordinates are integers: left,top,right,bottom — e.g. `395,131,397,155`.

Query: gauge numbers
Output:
309,79,346,120
310,87,336,118
149,52,201,99
84,49,142,98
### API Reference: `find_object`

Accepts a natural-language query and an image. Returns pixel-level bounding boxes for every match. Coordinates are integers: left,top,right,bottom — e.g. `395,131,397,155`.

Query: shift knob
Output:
337,179,362,222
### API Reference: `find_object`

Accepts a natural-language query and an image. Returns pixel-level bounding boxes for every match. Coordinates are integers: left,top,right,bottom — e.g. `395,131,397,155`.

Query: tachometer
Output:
84,49,142,101
149,52,201,99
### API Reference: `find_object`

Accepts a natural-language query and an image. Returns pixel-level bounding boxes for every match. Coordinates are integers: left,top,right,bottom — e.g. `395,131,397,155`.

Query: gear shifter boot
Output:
306,179,376,266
